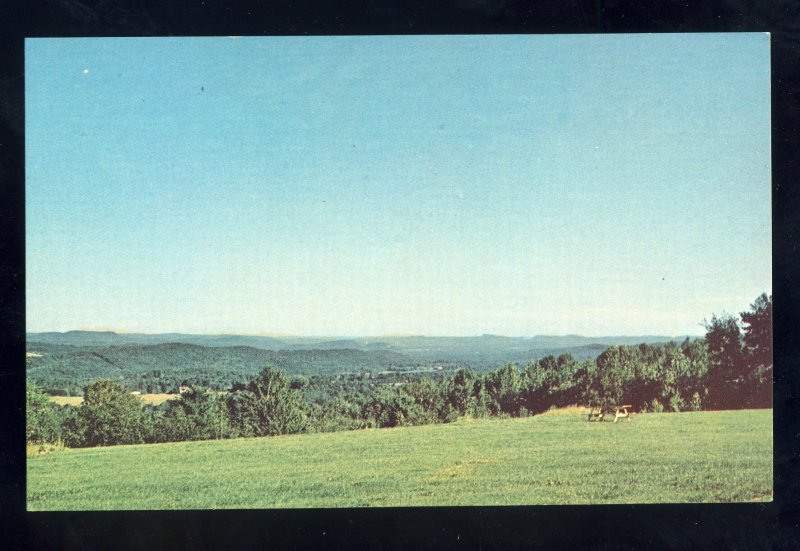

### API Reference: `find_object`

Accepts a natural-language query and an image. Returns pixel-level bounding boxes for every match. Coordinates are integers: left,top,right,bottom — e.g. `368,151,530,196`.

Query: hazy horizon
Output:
26,326,707,339
26,35,771,336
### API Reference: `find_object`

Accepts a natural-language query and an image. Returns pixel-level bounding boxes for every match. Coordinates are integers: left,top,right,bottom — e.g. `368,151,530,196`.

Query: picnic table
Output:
587,407,604,422
587,405,633,422
613,404,632,423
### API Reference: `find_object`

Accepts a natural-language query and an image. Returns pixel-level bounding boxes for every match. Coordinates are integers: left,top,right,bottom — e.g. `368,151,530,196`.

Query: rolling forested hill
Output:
26,331,696,395
25,343,422,394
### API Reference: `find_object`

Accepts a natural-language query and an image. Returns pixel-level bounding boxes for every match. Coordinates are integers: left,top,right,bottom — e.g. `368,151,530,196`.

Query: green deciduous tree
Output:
593,346,637,410
227,366,308,437
60,405,88,447
660,344,690,412
400,377,451,425
680,337,709,409
26,381,60,444
307,395,368,433
75,380,146,447
159,387,233,442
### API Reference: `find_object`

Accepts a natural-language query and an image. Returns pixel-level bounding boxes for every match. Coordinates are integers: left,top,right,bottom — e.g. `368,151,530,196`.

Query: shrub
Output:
688,392,703,412
668,394,685,413
649,399,664,413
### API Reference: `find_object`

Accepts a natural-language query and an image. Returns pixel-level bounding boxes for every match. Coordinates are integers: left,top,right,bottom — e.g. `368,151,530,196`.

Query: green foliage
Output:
593,347,633,409
60,406,89,448
73,380,147,447
522,354,584,414
740,293,773,408
398,378,448,425
442,368,478,417
25,343,425,394
140,404,163,443
159,387,233,442
689,391,704,412
227,366,308,437
680,338,709,403
649,399,664,413
484,364,524,416
741,293,772,369
307,396,369,433
26,382,61,444
704,314,745,409
27,293,771,450
27,334,674,397
362,387,413,428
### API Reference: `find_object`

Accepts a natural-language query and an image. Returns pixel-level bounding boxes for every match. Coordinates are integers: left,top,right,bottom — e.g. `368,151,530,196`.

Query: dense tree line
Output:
27,294,771,450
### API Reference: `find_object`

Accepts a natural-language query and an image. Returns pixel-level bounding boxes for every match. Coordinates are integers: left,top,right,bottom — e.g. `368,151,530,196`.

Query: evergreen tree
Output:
704,314,744,409
740,293,773,407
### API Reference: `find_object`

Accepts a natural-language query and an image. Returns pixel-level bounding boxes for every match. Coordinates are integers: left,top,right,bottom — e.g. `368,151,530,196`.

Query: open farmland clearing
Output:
49,393,180,407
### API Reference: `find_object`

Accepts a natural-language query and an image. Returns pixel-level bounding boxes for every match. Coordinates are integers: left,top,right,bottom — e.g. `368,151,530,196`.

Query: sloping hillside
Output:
27,409,772,510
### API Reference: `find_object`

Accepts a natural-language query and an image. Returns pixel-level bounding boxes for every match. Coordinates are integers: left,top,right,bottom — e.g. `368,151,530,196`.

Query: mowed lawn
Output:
27,409,772,510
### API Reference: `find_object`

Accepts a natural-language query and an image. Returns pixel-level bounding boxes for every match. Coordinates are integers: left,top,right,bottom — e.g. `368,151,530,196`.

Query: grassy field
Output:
27,409,772,510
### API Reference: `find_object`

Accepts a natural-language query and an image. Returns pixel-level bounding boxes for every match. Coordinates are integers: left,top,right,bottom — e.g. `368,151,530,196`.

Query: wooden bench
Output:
613,404,632,423
587,407,604,422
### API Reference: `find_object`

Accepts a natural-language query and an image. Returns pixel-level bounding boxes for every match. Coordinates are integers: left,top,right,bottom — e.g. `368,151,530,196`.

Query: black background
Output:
2,1,799,549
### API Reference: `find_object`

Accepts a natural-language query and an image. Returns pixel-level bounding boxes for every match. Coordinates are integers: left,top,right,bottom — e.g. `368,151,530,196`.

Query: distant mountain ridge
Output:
27,331,289,349
25,331,700,394
27,330,697,351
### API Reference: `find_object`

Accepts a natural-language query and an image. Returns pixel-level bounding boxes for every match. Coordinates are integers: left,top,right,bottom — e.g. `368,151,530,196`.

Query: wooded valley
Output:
26,293,772,450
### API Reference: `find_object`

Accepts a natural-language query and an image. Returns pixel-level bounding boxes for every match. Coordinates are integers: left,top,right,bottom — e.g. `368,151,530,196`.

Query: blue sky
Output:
25,34,771,336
